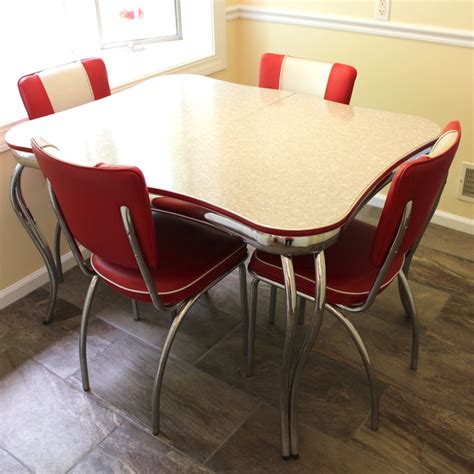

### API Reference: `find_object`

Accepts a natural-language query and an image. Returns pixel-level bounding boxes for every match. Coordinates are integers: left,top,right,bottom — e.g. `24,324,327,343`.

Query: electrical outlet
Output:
375,0,390,21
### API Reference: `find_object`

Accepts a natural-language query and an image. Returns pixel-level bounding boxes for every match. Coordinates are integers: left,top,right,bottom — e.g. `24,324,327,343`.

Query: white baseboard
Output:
369,193,474,235
0,249,89,310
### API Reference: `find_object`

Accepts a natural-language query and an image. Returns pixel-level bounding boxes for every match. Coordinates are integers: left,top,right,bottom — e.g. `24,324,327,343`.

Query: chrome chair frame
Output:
46,181,249,435
247,201,414,446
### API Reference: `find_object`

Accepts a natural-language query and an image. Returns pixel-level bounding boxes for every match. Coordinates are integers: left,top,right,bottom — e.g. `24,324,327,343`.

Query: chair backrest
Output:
259,53,357,104
371,121,461,267
31,138,158,271
18,58,111,120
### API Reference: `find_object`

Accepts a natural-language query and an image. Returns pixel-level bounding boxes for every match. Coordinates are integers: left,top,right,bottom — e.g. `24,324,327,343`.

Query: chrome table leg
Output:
297,297,306,325
289,252,326,458
132,299,140,321
268,285,277,324
10,164,59,324
280,256,298,460
247,277,260,377
239,263,250,358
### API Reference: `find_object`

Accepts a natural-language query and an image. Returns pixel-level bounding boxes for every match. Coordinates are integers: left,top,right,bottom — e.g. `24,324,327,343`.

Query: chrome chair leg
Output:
280,256,298,460
10,164,58,324
297,297,306,325
239,264,249,357
289,252,326,458
397,274,412,319
247,277,260,377
268,285,277,324
326,304,379,431
152,295,200,435
398,271,419,370
132,300,140,321
54,223,64,283
80,275,100,391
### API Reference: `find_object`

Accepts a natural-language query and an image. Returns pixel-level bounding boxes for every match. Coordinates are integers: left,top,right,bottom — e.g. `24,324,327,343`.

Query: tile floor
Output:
0,207,473,473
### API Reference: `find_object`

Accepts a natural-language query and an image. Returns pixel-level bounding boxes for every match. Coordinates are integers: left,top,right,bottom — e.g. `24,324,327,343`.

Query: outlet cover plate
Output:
375,0,390,21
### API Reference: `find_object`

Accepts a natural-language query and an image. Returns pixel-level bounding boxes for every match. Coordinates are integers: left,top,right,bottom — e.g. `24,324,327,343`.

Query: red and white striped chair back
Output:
18,58,111,120
371,121,461,267
259,53,357,104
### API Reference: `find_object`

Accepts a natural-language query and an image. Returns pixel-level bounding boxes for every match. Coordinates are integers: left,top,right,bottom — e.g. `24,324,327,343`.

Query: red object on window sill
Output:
119,8,144,20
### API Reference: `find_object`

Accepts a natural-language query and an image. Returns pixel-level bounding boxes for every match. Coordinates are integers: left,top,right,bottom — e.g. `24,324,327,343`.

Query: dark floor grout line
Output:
0,445,34,473
65,421,125,473
194,322,241,366
203,401,263,467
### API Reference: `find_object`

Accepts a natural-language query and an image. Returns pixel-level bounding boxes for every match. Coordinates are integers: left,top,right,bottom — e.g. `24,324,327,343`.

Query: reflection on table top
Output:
6,74,440,238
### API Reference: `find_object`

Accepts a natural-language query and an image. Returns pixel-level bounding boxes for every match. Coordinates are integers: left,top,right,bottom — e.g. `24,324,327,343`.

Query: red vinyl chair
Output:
246,122,461,431
18,58,111,282
152,54,358,233
259,53,357,104
31,137,249,436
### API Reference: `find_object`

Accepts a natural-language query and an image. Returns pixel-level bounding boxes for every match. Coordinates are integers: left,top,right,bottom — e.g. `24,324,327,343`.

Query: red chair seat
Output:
151,196,208,221
91,210,247,306
249,220,404,306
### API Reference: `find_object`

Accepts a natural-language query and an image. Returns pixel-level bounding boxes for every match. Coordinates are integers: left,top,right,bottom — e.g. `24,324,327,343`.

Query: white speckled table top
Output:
6,74,440,238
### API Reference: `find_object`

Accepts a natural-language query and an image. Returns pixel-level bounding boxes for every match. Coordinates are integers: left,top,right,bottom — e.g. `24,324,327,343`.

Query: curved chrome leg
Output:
54,223,64,283
239,264,249,357
397,275,412,319
268,285,277,324
326,305,379,431
247,278,260,377
280,256,298,460
10,164,58,324
398,271,419,370
297,297,306,326
289,252,325,458
132,300,140,321
80,275,100,391
152,295,200,435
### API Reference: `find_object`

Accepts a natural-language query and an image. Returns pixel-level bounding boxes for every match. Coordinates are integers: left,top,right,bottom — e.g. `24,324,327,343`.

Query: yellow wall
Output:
239,1,474,29
214,1,474,222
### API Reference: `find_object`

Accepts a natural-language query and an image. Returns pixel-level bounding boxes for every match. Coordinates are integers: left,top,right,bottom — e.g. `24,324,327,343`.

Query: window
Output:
96,0,182,49
0,0,225,134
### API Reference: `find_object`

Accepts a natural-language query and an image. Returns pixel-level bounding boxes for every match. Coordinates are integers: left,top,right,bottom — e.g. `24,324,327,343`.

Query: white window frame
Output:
0,0,227,153
95,0,183,50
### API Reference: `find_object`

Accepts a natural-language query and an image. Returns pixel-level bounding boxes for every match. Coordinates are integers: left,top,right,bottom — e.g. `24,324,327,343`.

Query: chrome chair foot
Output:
247,277,259,377
80,275,100,392
132,300,140,321
268,285,277,324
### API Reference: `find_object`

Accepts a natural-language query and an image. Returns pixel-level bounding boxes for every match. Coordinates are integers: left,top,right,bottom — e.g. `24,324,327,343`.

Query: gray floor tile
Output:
352,386,474,473
70,335,258,463
317,313,474,419
70,422,211,473
0,448,30,473
206,403,397,473
0,347,122,473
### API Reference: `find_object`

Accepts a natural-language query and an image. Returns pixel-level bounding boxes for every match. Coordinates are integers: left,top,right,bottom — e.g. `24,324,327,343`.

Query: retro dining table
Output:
5,74,440,459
